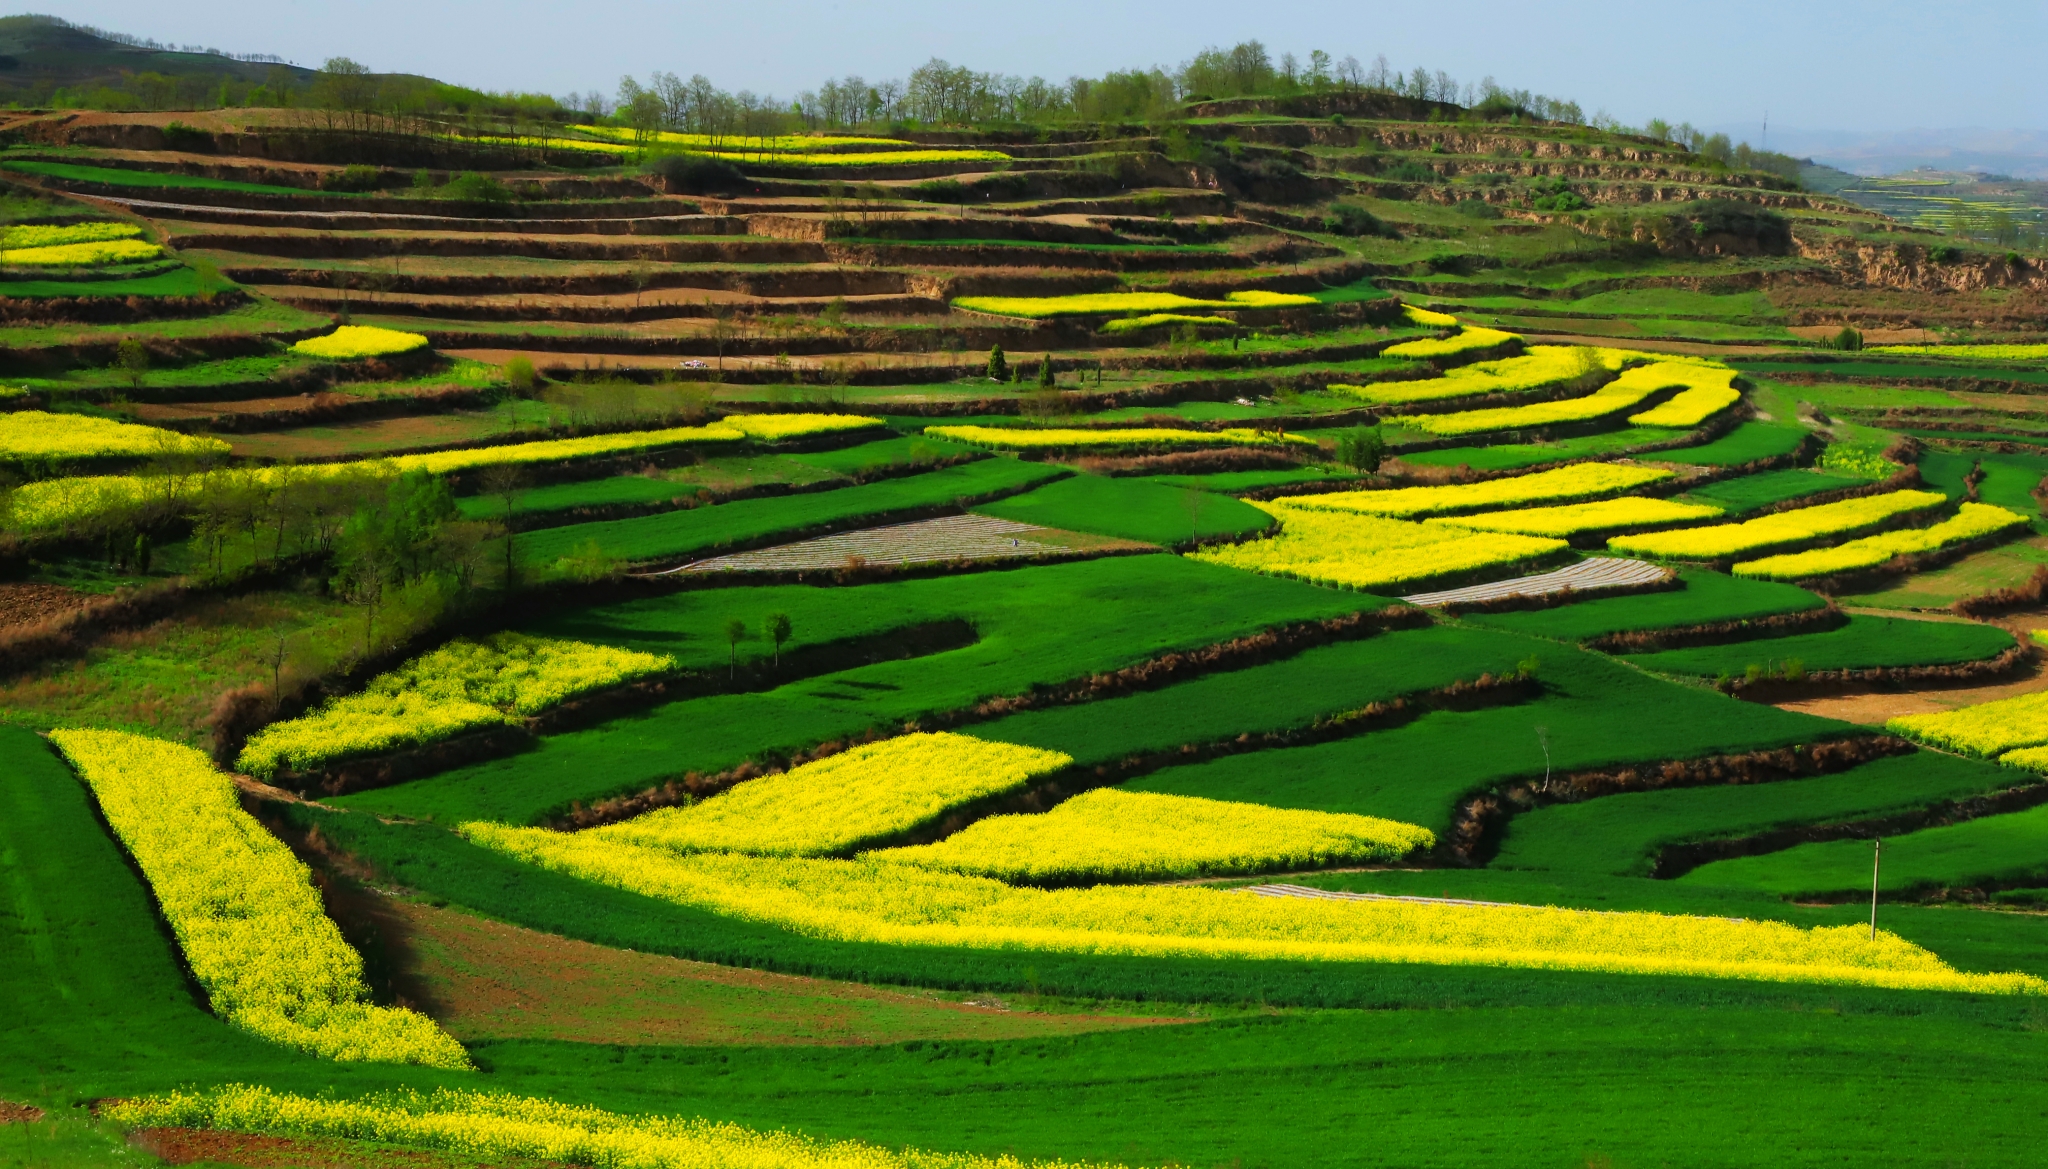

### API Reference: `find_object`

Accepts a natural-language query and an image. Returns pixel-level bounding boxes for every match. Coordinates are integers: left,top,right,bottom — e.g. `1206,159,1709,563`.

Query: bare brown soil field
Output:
382,899,1193,1046
0,584,90,631
131,1127,569,1169
0,1102,45,1124
226,410,535,459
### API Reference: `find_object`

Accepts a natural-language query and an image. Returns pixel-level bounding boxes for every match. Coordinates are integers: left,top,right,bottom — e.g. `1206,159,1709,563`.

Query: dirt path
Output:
379,899,1193,1046
1774,607,2048,725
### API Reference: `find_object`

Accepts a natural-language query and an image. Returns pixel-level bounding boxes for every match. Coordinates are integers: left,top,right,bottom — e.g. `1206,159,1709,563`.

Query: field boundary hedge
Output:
1450,735,1909,864
1583,602,1845,653
1714,642,2033,701
1955,564,2048,617
551,606,1431,829
1651,778,2048,881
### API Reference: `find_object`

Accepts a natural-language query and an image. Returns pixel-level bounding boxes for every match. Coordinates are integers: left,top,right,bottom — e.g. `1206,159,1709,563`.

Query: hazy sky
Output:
58,0,2048,135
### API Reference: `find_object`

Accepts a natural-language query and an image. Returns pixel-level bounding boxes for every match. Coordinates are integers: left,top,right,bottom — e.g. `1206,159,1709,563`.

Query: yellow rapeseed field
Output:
291,326,432,360
1626,365,1743,427
463,825,2044,993
1401,304,1460,327
49,730,470,1067
1393,361,1716,437
3,238,162,265
599,732,1072,857
951,290,1317,318
1282,463,1674,519
239,632,673,778
1887,690,2048,759
1733,503,2027,579
0,410,229,461
1189,499,1565,592
3,221,145,248
1437,496,1724,537
108,1084,1116,1169
1381,326,1520,359
1332,346,1626,407
1609,490,1947,560
868,788,1433,882
5,415,877,535
924,424,1316,451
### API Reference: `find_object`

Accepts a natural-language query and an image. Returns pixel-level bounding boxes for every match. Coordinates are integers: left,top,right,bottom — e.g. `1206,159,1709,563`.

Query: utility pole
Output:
1869,838,1882,940
1761,110,1769,153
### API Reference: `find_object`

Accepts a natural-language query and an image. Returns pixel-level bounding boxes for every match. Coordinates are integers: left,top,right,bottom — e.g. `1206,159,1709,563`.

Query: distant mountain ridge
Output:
1712,124,2048,180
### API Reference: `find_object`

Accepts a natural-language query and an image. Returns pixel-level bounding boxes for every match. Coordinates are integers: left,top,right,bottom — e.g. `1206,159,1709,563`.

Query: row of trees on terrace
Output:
602,40,1591,138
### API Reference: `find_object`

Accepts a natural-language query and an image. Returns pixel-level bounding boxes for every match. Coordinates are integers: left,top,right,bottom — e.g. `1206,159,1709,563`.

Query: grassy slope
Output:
1496,751,2019,876
1464,569,1825,642
1681,800,2048,896
973,472,1275,544
1622,615,2016,676
1678,467,1869,513
517,458,1064,564
2,159,320,196
971,625,1530,768
1123,646,1844,835
335,556,1376,824
1649,421,1812,466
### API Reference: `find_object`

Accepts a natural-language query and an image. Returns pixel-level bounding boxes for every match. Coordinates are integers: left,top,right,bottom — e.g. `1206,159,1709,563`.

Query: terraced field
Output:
8,50,2048,1169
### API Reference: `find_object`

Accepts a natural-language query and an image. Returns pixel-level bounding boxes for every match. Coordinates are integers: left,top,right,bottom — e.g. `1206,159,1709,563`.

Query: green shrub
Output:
160,121,212,153
646,153,745,196
1454,199,1503,219
441,171,512,204
1322,203,1386,237
322,164,384,193
1828,326,1863,352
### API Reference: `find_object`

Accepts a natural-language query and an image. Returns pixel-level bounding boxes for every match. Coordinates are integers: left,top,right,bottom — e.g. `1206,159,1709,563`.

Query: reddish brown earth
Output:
0,583,89,630
380,898,1193,1046
131,1127,567,1169
0,1101,46,1124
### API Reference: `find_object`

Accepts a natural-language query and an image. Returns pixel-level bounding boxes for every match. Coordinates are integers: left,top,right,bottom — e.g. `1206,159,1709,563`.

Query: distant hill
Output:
0,14,318,87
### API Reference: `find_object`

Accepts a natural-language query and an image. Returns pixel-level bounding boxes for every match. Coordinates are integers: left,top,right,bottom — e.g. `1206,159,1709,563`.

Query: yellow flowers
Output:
6,415,877,535
107,1084,1116,1169
291,325,432,360
951,290,1318,319
1283,463,1675,519
239,633,674,779
1099,312,1230,334
1887,691,2048,760
1439,496,1724,537
47,730,470,1067
2,221,145,248
1402,304,1460,327
924,424,1317,451
1392,360,1722,437
3,239,162,265
1610,489,1948,560
712,149,1014,166
0,410,228,461
1334,346,1625,407
1733,503,2028,579
574,125,918,151
462,824,2042,994
1,221,157,264
1189,499,1565,592
868,789,1434,882
1382,326,1520,358
1872,343,2048,359
600,732,1073,857
1626,366,1743,427
720,412,883,441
